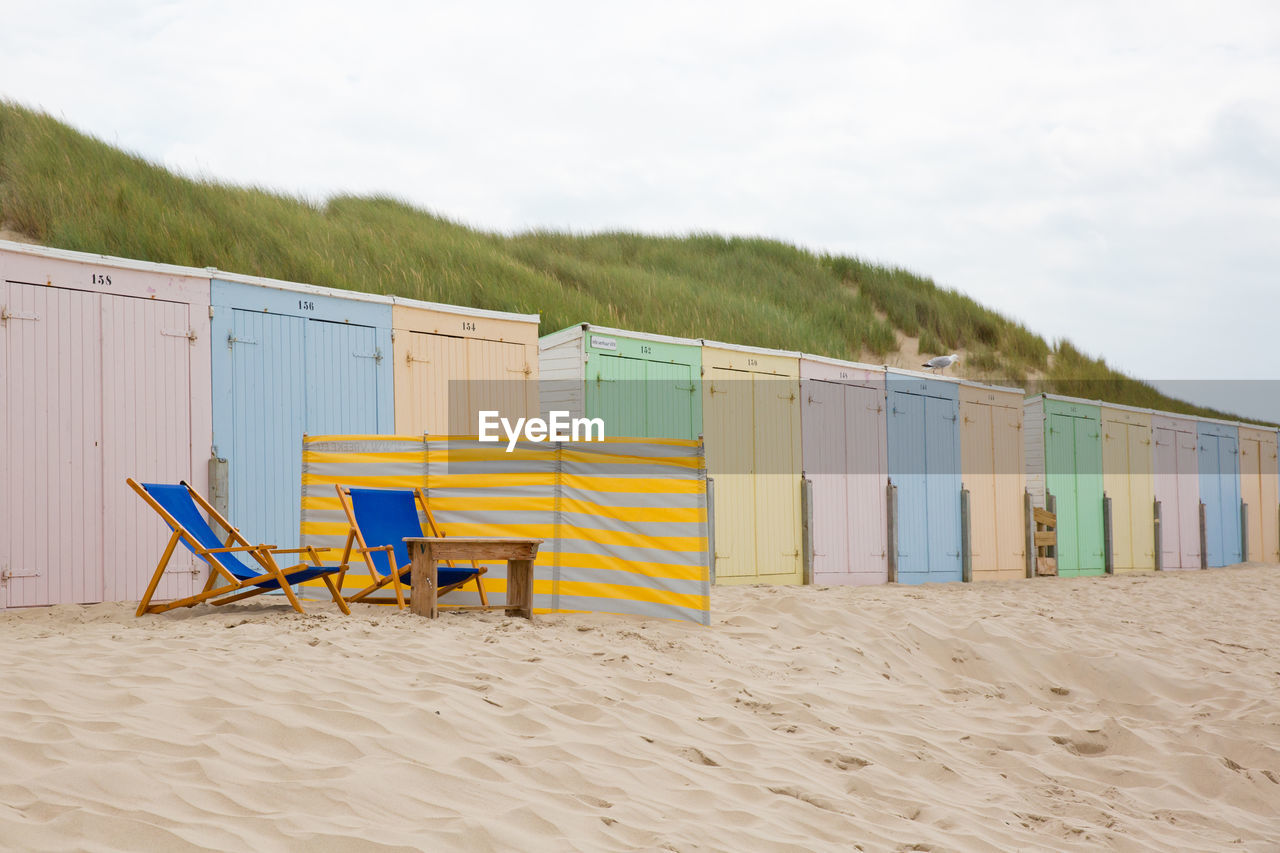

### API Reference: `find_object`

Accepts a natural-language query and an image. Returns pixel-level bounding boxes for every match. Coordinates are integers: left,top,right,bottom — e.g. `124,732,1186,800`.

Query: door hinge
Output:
353,349,384,364
162,328,198,343
228,332,258,347
0,308,40,324
1,568,41,584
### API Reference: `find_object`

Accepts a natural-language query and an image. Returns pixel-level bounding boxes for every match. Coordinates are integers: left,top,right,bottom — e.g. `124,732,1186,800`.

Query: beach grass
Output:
0,100,1249,421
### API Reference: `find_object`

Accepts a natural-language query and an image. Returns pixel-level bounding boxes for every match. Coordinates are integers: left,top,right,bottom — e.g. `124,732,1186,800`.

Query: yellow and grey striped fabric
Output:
299,435,710,625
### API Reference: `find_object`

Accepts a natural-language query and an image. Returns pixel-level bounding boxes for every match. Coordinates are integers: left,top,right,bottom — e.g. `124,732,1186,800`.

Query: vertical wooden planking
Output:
395,302,540,437
1262,430,1279,562
1198,421,1242,566
438,333,471,433
588,353,648,438
645,359,697,440
1239,426,1279,563
1199,432,1225,566
798,357,888,585
398,332,464,434
5,284,104,605
751,372,802,583
1074,412,1106,573
845,383,889,584
579,328,703,441
703,369,755,580
227,309,307,547
305,320,382,435
960,397,996,575
3,245,212,608
101,294,199,602
1219,429,1243,564
1102,416,1132,568
803,379,850,582
1041,398,1106,577
1153,423,1182,567
1176,430,1201,567
1154,414,1201,569
1240,433,1260,560
924,394,962,583
1126,421,1156,570
1101,407,1155,572
993,404,1027,576
212,278,394,561
887,374,963,585
958,387,1027,581
1045,413,1080,574
701,343,801,585
467,337,527,435
888,390,928,581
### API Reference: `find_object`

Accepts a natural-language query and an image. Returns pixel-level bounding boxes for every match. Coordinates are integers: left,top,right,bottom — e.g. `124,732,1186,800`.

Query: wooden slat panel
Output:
703,370,755,579
845,384,889,583
802,379,850,581
752,373,802,583
4,284,104,605
101,293,198,602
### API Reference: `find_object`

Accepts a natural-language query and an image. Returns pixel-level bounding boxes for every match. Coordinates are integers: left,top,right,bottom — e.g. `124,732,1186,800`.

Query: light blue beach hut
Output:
210,276,394,551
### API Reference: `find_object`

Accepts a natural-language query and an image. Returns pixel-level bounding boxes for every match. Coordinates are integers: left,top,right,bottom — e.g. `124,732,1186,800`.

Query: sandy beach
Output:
2,566,1278,852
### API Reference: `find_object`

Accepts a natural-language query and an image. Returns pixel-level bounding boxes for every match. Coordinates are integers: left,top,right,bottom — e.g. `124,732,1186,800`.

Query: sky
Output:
3,2,1278,419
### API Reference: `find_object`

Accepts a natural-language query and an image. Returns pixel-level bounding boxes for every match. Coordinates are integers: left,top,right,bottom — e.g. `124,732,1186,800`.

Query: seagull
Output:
923,353,960,374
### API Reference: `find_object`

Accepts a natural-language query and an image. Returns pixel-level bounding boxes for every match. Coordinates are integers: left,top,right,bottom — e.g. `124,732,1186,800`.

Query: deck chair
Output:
336,485,487,608
127,478,351,617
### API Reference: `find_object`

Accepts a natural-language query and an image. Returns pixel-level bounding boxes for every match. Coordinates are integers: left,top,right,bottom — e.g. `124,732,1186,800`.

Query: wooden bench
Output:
404,537,542,619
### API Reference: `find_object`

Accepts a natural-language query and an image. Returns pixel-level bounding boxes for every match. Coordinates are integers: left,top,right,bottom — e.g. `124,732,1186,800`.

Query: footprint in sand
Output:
828,754,871,771
1051,735,1107,756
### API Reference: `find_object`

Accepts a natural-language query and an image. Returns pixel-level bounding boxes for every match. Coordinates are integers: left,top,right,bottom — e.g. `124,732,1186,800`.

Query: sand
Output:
1,565,1278,852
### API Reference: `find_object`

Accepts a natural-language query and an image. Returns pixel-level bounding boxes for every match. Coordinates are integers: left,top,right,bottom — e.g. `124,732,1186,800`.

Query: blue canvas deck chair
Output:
127,478,351,617
336,485,487,608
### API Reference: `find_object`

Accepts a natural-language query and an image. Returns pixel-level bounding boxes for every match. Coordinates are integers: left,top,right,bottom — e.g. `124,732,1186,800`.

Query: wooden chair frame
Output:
335,485,487,609
127,478,351,617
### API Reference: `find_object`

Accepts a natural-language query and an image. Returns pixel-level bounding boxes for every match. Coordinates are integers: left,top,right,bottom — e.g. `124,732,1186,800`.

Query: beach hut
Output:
1238,425,1279,563
538,324,702,440
701,340,803,585
959,381,1026,581
1152,413,1202,569
1024,395,1105,576
1197,419,1242,567
211,276,394,553
886,369,962,584
1101,404,1156,572
799,355,888,586
0,240,212,608
391,297,540,436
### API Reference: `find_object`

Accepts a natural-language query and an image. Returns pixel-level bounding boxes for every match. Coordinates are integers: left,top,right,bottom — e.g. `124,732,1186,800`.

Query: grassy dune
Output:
0,101,1244,420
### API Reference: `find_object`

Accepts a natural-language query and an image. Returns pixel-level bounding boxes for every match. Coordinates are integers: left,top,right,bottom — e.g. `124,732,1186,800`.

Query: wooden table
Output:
404,537,542,619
